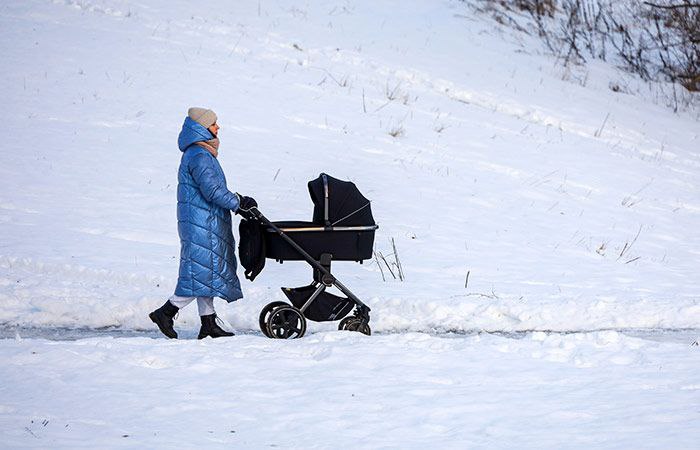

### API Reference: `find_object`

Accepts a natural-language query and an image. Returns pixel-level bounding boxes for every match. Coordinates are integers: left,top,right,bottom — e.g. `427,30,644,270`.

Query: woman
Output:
149,107,257,339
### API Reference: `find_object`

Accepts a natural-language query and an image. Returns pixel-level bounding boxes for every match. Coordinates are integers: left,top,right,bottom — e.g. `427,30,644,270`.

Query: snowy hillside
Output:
1,0,699,447
1,0,699,333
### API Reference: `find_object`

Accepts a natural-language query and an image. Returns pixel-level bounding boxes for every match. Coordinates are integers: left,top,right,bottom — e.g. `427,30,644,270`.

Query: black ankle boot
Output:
149,301,179,339
198,314,234,339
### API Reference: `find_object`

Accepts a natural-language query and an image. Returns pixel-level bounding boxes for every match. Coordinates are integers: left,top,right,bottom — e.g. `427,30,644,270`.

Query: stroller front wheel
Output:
266,306,307,339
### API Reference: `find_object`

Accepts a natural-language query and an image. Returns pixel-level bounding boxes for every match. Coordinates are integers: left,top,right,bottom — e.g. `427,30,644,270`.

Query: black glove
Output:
238,195,258,212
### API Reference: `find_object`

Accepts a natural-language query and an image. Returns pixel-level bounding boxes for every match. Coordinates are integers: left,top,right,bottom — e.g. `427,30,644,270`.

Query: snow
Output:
3,332,699,448
0,0,699,447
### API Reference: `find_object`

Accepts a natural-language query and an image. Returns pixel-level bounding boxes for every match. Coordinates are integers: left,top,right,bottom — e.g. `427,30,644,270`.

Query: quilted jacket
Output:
174,117,243,302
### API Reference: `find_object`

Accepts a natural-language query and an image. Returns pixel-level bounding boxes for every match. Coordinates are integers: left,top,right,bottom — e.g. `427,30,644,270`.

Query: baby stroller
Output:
239,173,378,339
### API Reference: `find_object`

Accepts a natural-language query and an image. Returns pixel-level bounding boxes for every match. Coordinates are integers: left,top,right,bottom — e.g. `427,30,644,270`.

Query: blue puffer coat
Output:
174,117,243,302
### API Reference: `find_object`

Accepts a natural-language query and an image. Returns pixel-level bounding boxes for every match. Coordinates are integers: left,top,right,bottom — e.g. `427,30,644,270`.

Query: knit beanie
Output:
188,107,218,129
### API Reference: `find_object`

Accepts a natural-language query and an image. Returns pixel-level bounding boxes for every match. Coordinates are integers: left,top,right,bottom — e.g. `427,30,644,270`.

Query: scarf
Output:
196,137,220,158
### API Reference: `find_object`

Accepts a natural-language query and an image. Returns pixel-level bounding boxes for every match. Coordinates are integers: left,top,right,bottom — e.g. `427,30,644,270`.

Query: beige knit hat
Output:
188,107,218,128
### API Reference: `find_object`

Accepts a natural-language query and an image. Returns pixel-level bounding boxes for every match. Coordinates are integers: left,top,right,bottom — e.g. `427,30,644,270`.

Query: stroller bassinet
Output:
240,173,378,339
265,173,377,261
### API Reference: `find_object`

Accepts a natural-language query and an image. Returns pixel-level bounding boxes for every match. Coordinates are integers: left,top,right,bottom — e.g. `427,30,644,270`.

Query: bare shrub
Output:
515,0,557,16
473,0,700,93
388,124,405,138
373,238,405,281
643,2,700,91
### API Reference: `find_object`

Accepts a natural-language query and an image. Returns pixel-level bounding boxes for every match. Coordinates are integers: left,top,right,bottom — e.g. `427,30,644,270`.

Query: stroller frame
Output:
250,207,374,338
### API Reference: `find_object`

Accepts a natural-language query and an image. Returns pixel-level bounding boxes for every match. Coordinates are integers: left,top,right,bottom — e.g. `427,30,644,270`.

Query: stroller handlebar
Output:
242,206,278,233
247,206,265,221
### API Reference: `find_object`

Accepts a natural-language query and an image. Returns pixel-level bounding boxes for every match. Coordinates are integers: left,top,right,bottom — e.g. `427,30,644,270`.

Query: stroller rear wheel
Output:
259,301,289,337
338,316,371,336
266,306,307,339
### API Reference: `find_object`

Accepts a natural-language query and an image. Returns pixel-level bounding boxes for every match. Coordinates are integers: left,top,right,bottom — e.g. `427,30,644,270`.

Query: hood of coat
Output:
178,116,215,152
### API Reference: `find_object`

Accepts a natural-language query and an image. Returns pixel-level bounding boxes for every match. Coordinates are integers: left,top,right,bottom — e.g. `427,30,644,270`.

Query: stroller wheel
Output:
338,317,371,336
259,301,289,338
266,306,307,339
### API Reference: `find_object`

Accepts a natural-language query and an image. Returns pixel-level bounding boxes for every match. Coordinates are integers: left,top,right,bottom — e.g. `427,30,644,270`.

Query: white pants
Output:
168,295,215,316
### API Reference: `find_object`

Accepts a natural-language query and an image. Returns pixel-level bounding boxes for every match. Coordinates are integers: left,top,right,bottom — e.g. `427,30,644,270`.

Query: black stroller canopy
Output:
308,173,375,227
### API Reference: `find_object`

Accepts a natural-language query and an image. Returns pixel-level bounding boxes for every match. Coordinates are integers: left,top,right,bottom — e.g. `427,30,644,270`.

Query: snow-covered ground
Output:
2,331,699,448
1,0,699,447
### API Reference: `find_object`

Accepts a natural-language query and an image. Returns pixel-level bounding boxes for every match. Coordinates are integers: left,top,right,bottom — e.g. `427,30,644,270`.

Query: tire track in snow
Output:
1,324,697,344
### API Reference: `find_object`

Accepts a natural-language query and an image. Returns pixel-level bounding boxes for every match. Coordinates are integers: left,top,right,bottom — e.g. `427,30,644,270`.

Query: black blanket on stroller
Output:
238,217,266,281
